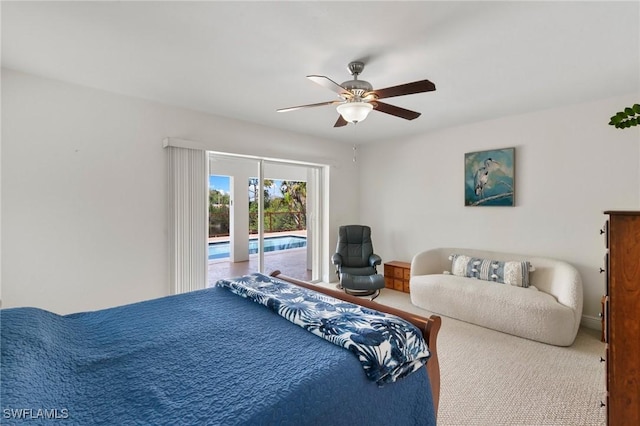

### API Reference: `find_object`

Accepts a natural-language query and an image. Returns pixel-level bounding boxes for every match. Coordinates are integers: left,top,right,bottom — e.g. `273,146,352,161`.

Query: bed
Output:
1,271,441,425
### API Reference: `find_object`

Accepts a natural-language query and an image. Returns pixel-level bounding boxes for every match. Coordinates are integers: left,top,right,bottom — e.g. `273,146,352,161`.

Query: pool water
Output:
208,235,307,260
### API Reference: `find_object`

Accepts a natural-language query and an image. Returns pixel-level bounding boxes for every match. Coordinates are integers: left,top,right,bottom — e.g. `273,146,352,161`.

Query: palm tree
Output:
209,189,230,236
280,181,307,229
248,178,275,233
248,178,274,206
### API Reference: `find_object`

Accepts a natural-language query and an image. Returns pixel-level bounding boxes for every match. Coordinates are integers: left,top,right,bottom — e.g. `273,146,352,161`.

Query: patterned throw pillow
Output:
449,254,534,288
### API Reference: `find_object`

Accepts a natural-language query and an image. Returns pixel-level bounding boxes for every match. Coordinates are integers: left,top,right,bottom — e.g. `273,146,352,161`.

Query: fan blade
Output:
307,75,351,97
373,101,421,120
369,79,436,100
277,100,341,113
334,115,348,127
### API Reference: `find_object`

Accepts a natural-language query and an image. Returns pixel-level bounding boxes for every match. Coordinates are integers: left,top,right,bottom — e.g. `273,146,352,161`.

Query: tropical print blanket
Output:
216,273,430,385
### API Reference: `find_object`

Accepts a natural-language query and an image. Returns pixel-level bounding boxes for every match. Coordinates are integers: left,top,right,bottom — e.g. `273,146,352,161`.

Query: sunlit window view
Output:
208,175,307,240
208,175,310,284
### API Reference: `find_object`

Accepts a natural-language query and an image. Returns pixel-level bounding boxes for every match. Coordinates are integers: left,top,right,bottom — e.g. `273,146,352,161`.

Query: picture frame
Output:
464,147,515,206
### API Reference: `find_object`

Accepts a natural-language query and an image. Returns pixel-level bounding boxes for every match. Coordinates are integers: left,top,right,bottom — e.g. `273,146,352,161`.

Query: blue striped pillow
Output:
449,254,533,288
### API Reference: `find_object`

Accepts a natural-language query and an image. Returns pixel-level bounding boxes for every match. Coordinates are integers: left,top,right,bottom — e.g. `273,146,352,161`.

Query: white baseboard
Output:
581,314,602,331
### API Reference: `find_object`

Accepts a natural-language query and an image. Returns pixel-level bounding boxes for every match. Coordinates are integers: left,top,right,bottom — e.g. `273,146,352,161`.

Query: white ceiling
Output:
2,1,639,144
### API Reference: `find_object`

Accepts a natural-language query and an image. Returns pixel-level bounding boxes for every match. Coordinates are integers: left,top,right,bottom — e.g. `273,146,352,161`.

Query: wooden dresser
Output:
384,261,411,293
603,211,640,425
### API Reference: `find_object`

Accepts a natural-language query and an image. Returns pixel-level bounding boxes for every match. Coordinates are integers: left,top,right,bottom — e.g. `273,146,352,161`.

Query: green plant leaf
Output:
608,105,640,129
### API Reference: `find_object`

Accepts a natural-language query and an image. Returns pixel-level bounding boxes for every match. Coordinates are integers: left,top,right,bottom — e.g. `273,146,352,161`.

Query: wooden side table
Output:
384,261,411,293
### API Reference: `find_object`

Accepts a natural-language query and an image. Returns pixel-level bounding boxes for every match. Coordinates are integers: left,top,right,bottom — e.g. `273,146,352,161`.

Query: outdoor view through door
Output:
207,154,320,286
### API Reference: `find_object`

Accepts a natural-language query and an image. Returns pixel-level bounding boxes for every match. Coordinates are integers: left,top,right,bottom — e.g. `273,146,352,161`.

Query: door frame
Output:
208,151,327,282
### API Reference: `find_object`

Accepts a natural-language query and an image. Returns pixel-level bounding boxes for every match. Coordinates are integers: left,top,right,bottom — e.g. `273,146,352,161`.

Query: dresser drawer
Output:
384,277,394,289
384,261,412,294
393,279,404,291
603,211,640,425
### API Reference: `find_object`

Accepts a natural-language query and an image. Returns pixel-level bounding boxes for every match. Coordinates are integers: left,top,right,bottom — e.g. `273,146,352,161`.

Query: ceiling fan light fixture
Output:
336,101,373,124
278,62,435,127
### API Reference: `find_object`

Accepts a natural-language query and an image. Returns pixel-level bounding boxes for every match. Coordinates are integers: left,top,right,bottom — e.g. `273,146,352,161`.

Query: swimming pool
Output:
208,235,307,260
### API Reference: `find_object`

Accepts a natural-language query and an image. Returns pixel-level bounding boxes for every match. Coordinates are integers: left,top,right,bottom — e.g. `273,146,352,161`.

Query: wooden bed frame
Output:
270,271,441,416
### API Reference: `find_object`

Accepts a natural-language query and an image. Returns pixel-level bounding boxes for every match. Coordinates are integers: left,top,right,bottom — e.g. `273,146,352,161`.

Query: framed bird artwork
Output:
464,147,515,206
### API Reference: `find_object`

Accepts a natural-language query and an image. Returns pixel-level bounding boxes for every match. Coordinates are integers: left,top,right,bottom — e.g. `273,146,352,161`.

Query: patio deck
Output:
207,230,312,286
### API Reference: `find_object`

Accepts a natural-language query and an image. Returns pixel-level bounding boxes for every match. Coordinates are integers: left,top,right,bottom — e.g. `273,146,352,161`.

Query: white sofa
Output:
409,248,583,346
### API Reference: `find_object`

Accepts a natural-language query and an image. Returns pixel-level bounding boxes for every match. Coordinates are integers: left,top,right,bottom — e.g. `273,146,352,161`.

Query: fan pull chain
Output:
353,145,357,163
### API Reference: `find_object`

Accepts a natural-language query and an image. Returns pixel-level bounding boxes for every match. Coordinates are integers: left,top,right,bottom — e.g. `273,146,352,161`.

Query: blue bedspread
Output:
1,280,435,425
217,273,430,385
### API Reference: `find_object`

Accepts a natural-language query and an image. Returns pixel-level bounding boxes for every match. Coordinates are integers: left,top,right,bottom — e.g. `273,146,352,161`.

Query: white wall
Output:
1,69,359,314
359,94,639,328
3,68,637,325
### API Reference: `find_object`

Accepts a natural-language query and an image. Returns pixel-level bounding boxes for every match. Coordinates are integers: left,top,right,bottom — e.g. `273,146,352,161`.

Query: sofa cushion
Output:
449,254,533,288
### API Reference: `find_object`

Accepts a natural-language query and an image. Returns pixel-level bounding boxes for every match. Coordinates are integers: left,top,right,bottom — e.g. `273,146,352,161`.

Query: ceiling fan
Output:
277,61,436,127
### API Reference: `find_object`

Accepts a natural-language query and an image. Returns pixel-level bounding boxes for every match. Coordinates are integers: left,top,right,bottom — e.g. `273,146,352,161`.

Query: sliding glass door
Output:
207,155,260,285
208,153,322,285
261,161,320,282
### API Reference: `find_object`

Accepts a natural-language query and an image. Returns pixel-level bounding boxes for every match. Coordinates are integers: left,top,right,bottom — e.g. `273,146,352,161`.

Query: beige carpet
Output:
318,284,607,425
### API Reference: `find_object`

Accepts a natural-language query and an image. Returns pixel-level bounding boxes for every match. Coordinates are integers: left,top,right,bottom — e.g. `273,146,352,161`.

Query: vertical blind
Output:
166,146,208,293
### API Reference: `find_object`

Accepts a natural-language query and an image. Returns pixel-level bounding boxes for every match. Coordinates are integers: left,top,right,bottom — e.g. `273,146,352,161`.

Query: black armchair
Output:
332,225,385,297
